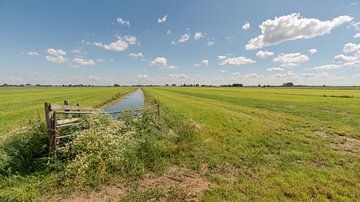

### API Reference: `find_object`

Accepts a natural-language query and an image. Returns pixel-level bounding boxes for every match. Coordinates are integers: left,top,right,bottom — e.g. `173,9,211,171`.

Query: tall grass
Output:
0,109,183,201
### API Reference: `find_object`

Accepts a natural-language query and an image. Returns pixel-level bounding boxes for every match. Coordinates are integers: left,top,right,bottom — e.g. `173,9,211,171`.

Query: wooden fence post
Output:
52,112,57,152
44,102,52,145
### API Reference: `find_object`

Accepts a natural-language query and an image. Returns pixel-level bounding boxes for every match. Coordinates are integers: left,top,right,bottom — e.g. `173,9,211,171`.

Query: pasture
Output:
144,87,360,201
0,86,359,201
0,87,135,135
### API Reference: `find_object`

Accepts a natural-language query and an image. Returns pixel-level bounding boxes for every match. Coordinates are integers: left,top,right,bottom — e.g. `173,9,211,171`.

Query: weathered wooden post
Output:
64,100,69,118
52,112,57,152
44,102,52,145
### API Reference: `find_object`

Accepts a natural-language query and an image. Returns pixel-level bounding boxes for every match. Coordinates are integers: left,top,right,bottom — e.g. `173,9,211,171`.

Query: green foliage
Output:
0,121,49,176
0,110,171,200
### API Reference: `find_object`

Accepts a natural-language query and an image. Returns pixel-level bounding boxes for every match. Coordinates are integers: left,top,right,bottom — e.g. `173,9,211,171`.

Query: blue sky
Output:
1,0,360,85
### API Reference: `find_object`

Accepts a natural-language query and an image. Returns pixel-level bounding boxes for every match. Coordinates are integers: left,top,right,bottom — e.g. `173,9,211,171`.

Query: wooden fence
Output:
44,100,160,153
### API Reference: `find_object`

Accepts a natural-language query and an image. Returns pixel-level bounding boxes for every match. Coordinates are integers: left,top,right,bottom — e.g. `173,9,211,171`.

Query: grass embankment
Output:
0,87,135,135
144,87,360,201
0,110,176,201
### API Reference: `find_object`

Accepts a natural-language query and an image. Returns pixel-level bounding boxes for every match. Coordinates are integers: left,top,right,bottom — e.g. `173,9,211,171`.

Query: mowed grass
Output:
145,87,360,201
0,87,135,135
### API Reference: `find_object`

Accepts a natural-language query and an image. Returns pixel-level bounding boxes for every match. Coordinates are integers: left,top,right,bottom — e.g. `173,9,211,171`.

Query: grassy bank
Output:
144,87,360,201
0,87,135,135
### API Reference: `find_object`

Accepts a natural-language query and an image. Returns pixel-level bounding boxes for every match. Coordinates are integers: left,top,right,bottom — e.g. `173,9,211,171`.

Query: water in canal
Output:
103,89,144,114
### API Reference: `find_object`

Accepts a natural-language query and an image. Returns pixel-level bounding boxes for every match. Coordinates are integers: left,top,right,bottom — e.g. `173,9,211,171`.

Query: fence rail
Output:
44,100,160,153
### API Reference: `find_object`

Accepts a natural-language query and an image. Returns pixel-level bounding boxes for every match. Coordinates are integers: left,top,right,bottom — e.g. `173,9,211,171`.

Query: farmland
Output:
144,87,360,201
0,86,359,201
0,87,135,135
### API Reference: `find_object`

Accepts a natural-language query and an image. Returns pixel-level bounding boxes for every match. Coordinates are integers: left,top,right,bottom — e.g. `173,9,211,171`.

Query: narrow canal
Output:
103,89,144,114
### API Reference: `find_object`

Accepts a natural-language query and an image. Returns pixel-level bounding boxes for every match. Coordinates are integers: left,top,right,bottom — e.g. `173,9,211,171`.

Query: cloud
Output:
166,30,171,34
246,13,353,50
47,48,66,56
116,18,130,27
150,57,178,69
334,54,358,62
308,48,318,55
94,35,137,52
218,55,256,66
256,50,274,58
129,52,144,58
207,41,215,46
194,59,209,67
202,59,209,65
46,55,67,63
312,64,342,71
245,73,264,79
150,57,167,66
266,67,285,72
22,51,39,56
354,33,360,38
343,43,360,55
194,32,205,40
71,48,87,56
137,75,148,79
242,21,250,30
311,43,360,71
73,58,95,66
169,73,187,79
273,52,309,67
350,21,360,31
178,33,190,43
46,48,68,63
158,15,167,23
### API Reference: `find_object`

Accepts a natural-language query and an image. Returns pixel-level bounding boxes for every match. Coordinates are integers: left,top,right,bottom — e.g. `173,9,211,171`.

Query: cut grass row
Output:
0,87,135,135
144,87,360,201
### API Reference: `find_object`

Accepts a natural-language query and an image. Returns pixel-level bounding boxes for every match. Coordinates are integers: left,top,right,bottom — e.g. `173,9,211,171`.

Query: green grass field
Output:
144,87,360,201
0,87,135,135
0,86,359,201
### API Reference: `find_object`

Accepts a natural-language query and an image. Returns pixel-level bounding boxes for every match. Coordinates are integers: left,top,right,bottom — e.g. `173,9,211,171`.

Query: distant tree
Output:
172,84,177,86
258,84,261,87
282,82,294,87
232,83,243,87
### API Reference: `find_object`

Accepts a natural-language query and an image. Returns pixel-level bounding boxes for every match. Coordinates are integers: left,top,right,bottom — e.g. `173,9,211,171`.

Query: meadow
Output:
0,87,135,135
0,86,359,201
144,87,360,201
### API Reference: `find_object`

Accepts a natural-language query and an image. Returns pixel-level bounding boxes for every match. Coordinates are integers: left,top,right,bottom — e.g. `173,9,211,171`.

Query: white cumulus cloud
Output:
194,32,205,40
46,48,68,63
218,55,256,66
94,35,137,52
46,55,67,63
256,50,274,59
242,21,250,30
273,52,309,67
308,49,318,55
178,33,190,43
202,59,209,65
47,48,66,56
266,67,285,72
158,15,167,23
246,13,353,50
73,58,95,66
